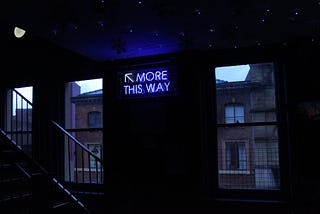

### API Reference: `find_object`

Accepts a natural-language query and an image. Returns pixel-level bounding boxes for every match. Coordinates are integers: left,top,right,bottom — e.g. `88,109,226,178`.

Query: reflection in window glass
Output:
215,63,280,190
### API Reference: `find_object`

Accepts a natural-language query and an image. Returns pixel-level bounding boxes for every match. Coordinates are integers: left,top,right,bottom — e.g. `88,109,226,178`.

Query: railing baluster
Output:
1,89,93,213
26,103,28,149
68,137,71,182
15,91,18,146
51,121,103,184
4,89,33,154
89,153,92,184
21,96,24,150
75,144,78,183
82,149,85,183
95,159,98,183
10,90,13,139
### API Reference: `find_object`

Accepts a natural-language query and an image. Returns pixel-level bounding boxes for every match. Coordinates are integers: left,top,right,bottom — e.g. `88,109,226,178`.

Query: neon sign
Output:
119,68,177,98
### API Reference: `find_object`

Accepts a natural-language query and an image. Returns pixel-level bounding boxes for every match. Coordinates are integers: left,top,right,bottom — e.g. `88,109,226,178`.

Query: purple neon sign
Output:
119,68,177,98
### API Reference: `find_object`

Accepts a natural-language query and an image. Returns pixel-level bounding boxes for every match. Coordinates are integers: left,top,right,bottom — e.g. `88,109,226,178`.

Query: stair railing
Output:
0,87,102,212
0,130,92,213
2,88,32,157
51,120,104,184
2,88,104,185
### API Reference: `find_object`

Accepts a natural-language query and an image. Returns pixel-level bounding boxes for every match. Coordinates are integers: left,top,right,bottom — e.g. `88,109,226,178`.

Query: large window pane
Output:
217,125,280,190
5,86,33,155
216,63,277,124
66,78,103,129
64,78,103,184
215,63,280,191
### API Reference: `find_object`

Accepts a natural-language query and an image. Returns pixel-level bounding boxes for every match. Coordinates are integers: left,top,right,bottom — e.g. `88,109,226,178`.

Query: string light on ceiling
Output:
6,0,319,60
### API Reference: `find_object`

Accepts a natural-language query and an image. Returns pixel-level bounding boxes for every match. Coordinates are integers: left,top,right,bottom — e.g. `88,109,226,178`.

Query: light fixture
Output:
14,26,26,38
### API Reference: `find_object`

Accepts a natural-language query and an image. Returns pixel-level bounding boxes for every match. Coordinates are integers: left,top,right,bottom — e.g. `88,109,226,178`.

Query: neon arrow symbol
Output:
124,73,134,83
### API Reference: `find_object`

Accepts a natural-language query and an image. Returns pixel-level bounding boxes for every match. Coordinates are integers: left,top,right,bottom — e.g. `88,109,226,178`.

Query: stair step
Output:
0,179,30,191
0,132,92,214
1,164,27,178
0,149,28,162
52,201,71,209
0,142,12,151
0,194,32,214
0,175,32,201
0,191,31,200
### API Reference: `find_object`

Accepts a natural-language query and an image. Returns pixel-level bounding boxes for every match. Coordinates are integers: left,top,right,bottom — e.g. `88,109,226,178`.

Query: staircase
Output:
0,130,92,214
0,88,106,213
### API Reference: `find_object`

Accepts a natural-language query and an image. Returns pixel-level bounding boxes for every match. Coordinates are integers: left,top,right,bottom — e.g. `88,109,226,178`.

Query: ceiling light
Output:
14,27,26,38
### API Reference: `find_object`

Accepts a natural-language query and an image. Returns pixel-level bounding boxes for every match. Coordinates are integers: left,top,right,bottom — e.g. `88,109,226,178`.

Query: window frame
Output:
64,78,104,184
87,143,102,170
223,140,248,171
205,60,290,201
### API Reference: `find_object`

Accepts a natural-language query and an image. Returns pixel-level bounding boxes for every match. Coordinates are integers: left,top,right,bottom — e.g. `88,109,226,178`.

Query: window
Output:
87,143,102,170
225,104,244,123
12,86,33,132
88,111,102,128
3,86,33,156
215,63,280,191
225,141,247,170
65,78,103,184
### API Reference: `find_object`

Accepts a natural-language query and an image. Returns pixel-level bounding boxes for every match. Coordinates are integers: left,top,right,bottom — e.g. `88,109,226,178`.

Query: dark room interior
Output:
1,0,320,213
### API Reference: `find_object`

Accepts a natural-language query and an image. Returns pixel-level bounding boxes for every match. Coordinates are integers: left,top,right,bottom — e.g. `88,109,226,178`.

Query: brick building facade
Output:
70,89,103,183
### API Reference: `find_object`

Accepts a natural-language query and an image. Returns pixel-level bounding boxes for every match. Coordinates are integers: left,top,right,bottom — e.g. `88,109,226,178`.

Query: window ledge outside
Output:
219,169,251,174
212,197,288,204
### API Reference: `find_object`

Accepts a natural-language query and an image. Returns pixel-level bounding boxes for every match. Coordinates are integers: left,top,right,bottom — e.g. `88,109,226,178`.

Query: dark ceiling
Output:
2,0,320,61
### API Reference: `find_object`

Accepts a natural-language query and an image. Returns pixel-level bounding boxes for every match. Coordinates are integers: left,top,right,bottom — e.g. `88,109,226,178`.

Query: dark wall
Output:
284,40,320,212
102,54,205,213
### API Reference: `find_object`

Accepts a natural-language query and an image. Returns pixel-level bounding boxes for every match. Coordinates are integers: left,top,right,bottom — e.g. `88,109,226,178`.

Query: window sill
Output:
211,197,287,204
219,169,250,174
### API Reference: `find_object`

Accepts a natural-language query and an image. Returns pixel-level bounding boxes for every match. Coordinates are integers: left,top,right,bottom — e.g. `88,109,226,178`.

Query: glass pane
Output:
215,63,277,124
65,78,103,129
225,118,234,124
64,78,103,184
66,130,103,184
6,86,33,156
15,86,33,103
225,106,234,117
235,105,244,123
11,87,33,132
217,125,280,190
238,143,247,169
235,106,244,117
88,111,102,128
88,143,102,169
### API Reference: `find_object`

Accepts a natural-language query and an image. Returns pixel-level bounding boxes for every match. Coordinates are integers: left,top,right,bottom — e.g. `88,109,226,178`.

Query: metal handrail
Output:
51,119,104,184
12,88,33,106
3,88,33,157
51,120,103,164
1,88,95,212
